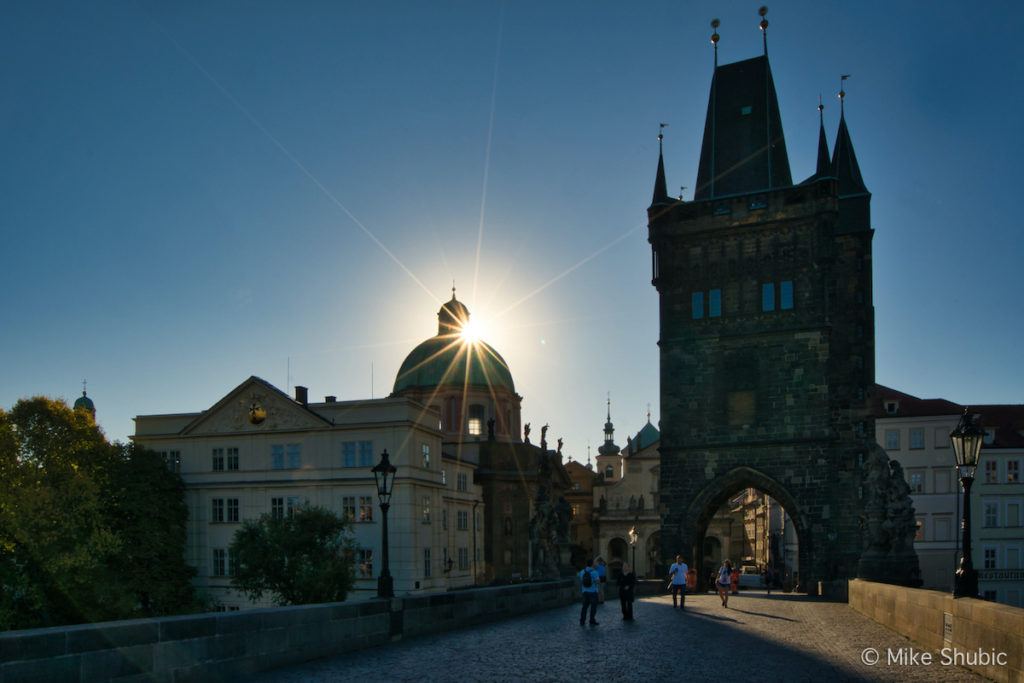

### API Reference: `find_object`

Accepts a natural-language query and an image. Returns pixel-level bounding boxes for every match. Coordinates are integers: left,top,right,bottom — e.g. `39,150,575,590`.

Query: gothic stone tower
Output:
649,48,883,588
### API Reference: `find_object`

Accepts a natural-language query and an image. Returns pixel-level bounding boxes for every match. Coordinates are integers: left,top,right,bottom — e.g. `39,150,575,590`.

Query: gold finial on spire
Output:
451,280,456,299
658,122,668,144
759,6,769,54
82,378,87,396
839,74,850,115
710,18,721,66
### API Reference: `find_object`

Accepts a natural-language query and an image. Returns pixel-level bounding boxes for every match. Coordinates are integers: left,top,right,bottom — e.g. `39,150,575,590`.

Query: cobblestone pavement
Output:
258,591,986,682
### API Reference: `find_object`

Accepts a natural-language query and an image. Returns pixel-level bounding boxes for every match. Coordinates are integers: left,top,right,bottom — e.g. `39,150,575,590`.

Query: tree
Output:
0,397,197,630
230,506,356,605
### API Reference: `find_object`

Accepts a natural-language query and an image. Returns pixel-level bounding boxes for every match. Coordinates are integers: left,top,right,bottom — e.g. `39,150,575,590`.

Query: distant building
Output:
564,459,598,567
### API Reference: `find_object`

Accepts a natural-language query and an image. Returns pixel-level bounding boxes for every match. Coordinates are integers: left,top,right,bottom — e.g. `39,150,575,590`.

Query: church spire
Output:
815,97,831,178
831,79,868,197
651,125,670,206
598,393,620,456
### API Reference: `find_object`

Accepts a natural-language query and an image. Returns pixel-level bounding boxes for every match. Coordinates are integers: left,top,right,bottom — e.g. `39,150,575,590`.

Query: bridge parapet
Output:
850,578,1024,682
0,579,575,682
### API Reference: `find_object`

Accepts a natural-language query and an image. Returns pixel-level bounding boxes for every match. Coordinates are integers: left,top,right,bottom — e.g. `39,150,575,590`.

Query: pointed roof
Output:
694,55,792,200
651,140,670,206
831,112,868,197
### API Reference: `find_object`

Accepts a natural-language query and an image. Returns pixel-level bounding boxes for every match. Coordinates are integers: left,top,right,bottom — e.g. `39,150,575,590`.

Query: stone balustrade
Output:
0,579,575,682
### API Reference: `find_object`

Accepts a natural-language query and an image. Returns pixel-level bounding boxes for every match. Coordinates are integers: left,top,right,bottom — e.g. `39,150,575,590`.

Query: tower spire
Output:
651,124,670,205
815,95,831,178
831,75,868,197
759,6,769,56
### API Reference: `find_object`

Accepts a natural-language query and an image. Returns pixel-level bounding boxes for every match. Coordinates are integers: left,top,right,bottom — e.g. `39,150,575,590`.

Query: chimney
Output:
295,386,308,406
325,395,337,403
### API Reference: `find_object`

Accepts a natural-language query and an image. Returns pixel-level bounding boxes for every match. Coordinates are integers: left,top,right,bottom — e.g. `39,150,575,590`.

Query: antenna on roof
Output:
759,6,769,56
710,18,721,68
839,74,850,116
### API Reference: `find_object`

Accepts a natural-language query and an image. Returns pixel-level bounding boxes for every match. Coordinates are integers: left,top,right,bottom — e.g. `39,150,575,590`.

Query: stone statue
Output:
540,423,549,451
556,437,563,455
523,422,531,443
858,443,922,586
598,495,607,514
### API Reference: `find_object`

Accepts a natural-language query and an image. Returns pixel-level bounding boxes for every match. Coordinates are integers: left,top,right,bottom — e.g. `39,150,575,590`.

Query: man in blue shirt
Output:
668,554,689,609
578,558,600,625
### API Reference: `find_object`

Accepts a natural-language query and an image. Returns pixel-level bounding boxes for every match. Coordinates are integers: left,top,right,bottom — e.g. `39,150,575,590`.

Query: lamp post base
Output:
377,574,394,599
953,568,978,599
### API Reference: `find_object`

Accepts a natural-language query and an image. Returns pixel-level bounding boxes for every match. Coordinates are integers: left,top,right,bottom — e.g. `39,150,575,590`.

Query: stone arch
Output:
683,466,811,590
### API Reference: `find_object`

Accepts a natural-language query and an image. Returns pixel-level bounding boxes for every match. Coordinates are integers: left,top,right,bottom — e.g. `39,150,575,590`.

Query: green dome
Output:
393,292,515,394
393,335,515,394
73,391,95,413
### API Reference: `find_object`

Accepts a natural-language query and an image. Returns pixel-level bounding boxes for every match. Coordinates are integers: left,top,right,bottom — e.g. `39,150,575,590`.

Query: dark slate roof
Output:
968,404,1024,449
831,113,868,197
651,146,670,206
872,384,961,418
694,55,792,200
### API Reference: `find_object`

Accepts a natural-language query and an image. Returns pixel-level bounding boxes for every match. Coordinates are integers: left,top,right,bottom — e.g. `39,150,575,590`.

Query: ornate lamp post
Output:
371,449,397,598
628,525,639,573
950,409,985,599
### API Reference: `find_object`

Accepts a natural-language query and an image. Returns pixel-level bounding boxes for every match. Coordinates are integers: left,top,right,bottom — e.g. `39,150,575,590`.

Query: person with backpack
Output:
579,558,600,625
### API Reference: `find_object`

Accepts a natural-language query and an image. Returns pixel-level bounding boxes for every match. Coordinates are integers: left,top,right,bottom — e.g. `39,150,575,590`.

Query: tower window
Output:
691,292,704,319
605,465,615,479
467,404,484,435
709,289,722,318
740,105,752,115
761,283,775,312
780,280,794,310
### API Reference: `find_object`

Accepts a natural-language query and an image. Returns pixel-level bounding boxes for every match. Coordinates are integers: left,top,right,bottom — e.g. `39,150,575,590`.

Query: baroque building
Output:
647,26,919,589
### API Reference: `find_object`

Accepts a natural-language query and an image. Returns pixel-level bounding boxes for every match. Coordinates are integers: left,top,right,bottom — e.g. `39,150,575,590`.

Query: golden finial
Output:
839,74,850,115
658,122,668,144
759,6,769,55
710,18,720,67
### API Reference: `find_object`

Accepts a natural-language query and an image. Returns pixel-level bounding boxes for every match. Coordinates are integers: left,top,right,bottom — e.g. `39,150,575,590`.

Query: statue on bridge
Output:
858,443,922,586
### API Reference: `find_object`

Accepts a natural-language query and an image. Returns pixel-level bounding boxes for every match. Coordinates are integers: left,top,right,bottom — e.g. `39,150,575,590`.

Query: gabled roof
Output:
872,384,961,419
181,375,332,435
694,55,792,200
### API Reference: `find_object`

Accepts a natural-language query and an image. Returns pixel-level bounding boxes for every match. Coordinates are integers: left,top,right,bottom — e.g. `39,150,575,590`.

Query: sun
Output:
460,316,488,344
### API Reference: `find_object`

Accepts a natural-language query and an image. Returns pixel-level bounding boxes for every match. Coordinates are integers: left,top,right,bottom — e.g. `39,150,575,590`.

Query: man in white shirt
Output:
668,554,689,609
578,558,600,625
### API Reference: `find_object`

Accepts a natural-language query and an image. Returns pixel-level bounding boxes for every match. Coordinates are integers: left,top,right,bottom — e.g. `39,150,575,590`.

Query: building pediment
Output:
181,376,331,436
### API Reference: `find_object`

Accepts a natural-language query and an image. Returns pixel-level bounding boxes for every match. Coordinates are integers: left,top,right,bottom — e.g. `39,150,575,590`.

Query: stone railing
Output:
849,579,1024,682
0,579,576,682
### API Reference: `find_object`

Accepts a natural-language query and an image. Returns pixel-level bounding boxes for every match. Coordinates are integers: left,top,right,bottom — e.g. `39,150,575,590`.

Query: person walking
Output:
667,554,688,610
579,559,600,625
730,565,740,595
717,560,733,607
618,562,637,621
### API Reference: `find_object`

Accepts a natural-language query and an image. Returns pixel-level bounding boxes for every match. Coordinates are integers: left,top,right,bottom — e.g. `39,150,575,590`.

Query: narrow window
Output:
342,496,356,520
691,292,704,319
271,445,285,470
227,498,239,523
358,441,374,467
212,448,224,471
211,498,224,523
468,405,485,436
424,548,432,578
286,443,301,469
780,280,793,310
343,442,356,468
422,443,431,468
909,428,925,449
709,289,722,318
271,497,284,520
227,447,239,471
359,496,373,522
761,283,775,312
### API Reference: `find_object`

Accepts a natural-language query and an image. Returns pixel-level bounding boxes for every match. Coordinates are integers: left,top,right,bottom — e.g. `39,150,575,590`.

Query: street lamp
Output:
371,449,397,598
628,526,639,574
950,409,985,599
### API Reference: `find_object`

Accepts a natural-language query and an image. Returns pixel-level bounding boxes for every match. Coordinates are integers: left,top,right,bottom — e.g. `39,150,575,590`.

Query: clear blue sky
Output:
2,1,1022,456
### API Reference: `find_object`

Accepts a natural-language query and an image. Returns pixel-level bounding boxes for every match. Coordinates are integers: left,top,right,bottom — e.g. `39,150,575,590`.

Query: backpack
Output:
582,569,593,588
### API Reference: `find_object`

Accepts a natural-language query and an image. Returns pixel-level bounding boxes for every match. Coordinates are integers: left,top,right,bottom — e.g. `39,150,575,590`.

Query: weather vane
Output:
710,18,721,67
839,74,850,114
658,122,668,144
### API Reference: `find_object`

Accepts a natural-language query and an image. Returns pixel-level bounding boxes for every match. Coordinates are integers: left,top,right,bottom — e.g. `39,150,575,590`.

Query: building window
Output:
211,498,224,523
358,549,374,578
287,495,301,517
468,405,485,436
212,448,225,471
571,504,579,519
422,496,431,524
934,516,952,542
605,465,614,479
457,472,468,492
359,441,373,467
934,427,949,448
1007,547,1021,569
779,280,794,310
504,517,513,536
227,447,239,471
424,548,432,578
422,443,430,468
457,510,469,531
913,518,924,541
983,548,997,570
884,430,900,451
908,471,925,494
271,445,284,470
271,497,284,520
442,508,448,530
1006,502,1021,528
342,442,356,468
458,547,469,571
691,292,704,319
212,548,227,577
985,460,998,483
909,428,925,450
342,441,374,468
227,498,239,523
342,496,356,520
228,549,238,577
761,283,775,312
161,451,181,473
984,502,999,528
286,443,301,469
441,469,447,486
1008,461,1020,483
934,470,951,494
708,289,722,318
359,496,374,522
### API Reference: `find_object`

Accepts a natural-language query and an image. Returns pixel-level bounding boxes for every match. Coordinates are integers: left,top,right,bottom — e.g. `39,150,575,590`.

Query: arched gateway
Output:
647,33,919,590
